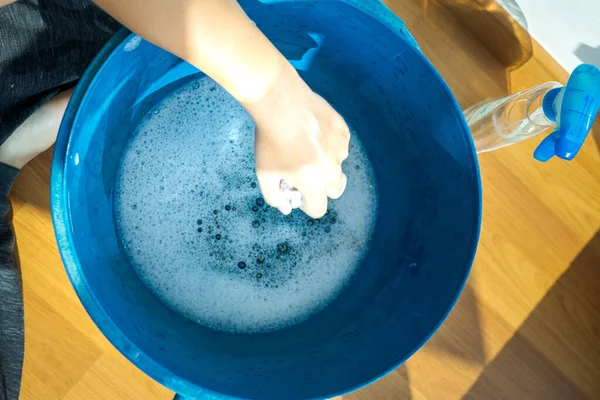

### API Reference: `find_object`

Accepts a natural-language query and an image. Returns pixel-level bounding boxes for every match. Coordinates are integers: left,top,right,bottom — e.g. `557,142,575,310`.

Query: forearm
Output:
92,0,294,107
0,0,17,8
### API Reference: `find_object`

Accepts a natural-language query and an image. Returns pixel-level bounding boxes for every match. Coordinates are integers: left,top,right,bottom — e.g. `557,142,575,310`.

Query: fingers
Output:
297,184,328,219
281,180,303,209
299,164,347,217
257,173,292,215
330,114,351,162
326,171,347,200
338,129,351,162
260,162,347,219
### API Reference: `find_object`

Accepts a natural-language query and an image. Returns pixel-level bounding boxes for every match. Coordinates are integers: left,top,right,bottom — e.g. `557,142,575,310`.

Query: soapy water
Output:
114,76,378,334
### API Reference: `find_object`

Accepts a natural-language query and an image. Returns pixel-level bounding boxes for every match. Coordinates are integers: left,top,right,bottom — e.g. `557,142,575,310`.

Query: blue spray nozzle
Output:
534,64,600,162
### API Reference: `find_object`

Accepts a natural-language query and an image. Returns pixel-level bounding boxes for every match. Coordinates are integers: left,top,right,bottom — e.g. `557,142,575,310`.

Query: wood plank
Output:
7,0,600,399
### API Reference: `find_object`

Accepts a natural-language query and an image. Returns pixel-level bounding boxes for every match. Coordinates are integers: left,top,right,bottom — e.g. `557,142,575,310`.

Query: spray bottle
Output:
464,64,600,161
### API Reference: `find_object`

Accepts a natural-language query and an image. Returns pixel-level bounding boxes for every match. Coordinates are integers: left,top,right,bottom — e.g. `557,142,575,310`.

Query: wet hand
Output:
251,68,350,218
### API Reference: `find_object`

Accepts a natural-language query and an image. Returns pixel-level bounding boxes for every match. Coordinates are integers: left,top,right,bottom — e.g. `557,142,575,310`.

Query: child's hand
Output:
251,68,349,218
91,0,351,218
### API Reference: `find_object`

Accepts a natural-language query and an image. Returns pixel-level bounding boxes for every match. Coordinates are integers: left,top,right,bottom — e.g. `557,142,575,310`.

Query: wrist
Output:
230,54,295,108
183,6,294,107
243,61,312,121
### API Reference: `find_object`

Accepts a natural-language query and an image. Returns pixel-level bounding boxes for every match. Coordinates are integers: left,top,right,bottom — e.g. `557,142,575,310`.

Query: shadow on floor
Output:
424,284,487,365
464,230,600,399
343,366,412,400
437,0,533,73
345,282,486,398
574,44,600,69
406,0,533,106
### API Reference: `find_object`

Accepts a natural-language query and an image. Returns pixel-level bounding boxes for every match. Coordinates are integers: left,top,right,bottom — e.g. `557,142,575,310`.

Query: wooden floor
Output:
8,0,600,399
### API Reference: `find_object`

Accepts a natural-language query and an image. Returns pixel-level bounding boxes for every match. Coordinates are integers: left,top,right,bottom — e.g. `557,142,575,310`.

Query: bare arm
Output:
92,0,290,107
0,0,17,8
91,0,349,218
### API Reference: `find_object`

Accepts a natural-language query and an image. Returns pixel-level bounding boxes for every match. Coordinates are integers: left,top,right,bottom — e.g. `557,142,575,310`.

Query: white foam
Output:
123,35,142,52
114,77,378,334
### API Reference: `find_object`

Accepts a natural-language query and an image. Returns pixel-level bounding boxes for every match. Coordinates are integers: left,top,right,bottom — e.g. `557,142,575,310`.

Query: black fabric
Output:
0,2,119,399
0,0,120,145
0,164,21,400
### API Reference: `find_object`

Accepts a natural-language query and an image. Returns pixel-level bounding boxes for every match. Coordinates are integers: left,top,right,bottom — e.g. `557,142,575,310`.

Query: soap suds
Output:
114,77,378,334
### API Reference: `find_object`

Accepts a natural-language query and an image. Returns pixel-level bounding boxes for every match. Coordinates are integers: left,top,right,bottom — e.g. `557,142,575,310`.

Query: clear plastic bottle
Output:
463,63,600,161
464,82,561,153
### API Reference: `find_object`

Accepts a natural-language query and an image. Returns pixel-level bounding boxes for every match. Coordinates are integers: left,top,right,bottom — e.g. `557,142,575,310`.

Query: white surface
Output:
498,0,600,72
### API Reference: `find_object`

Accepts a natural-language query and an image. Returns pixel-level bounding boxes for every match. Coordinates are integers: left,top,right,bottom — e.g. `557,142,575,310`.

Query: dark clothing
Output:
0,1,119,399
0,164,21,400
0,0,119,145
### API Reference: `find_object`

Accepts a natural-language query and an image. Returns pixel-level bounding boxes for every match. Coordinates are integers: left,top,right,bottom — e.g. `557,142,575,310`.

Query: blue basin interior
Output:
51,1,481,399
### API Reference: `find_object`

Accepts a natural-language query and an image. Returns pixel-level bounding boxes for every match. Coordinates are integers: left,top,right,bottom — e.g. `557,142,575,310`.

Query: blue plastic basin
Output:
51,0,481,399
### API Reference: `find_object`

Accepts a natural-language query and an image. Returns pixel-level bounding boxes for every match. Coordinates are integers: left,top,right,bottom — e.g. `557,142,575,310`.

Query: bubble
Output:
123,35,142,52
255,198,265,207
114,76,378,334
225,205,231,211
252,220,260,228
